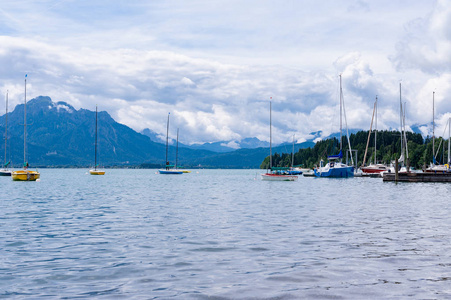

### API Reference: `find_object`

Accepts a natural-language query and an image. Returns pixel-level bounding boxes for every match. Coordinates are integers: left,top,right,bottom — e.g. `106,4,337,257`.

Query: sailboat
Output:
383,82,411,175
89,105,105,175
361,96,388,174
174,128,191,173
0,91,12,176
12,75,40,181
287,135,303,175
261,101,298,181
159,113,183,174
314,75,354,178
425,92,449,173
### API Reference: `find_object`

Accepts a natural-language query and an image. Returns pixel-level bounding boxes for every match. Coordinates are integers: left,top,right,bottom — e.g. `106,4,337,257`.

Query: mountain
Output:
189,141,315,168
0,96,216,167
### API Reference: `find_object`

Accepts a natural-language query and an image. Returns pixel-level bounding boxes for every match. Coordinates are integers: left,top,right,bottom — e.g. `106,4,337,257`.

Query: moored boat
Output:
314,75,354,178
89,105,105,175
11,75,40,181
361,96,389,175
158,113,184,175
261,101,298,181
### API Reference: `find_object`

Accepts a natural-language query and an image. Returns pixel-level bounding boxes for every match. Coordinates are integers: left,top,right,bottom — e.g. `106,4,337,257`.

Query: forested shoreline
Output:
261,130,448,170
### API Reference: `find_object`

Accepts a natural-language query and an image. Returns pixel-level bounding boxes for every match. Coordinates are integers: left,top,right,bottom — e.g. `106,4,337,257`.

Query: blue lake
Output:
1,169,451,299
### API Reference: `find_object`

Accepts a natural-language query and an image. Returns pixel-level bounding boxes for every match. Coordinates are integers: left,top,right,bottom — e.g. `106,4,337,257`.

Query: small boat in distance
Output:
174,128,191,173
0,91,12,176
12,75,40,181
261,101,298,181
89,105,105,175
159,113,183,175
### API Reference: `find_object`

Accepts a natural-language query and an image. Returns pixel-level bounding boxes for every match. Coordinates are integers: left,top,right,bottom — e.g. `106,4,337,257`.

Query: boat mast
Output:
269,101,272,170
399,82,404,165
375,96,378,164
175,128,179,169
362,97,376,167
292,134,295,168
404,101,409,160
4,91,8,168
24,75,27,168
94,105,98,171
432,91,435,163
448,118,450,165
339,75,343,157
165,112,170,167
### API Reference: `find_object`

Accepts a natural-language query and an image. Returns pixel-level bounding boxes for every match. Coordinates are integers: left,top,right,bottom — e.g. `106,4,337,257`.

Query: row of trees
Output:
261,130,450,170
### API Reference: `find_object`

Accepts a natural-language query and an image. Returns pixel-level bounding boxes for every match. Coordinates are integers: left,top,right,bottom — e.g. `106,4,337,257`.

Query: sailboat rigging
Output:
159,113,183,174
12,75,40,181
89,105,105,175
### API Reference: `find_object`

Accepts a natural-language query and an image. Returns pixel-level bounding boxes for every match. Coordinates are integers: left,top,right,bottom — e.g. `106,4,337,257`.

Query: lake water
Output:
1,169,451,299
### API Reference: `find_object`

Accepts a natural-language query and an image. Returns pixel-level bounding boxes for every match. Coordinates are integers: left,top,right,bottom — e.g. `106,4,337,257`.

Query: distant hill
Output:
141,129,270,153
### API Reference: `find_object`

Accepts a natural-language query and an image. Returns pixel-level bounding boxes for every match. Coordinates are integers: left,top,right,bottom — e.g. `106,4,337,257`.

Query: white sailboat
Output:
314,75,354,178
425,92,449,172
89,105,105,175
12,75,40,181
261,101,298,181
383,83,410,176
0,91,12,176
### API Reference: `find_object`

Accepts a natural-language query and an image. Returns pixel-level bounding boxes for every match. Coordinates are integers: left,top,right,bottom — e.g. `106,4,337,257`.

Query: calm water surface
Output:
1,169,451,299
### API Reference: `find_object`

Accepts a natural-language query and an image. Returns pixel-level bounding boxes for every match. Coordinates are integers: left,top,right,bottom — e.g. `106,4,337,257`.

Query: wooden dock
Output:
383,171,451,182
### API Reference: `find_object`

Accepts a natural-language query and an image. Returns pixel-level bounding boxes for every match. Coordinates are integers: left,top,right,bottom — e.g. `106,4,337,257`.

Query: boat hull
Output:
0,169,12,176
89,169,105,175
12,170,40,181
361,165,388,174
159,169,183,174
314,166,354,178
261,173,298,181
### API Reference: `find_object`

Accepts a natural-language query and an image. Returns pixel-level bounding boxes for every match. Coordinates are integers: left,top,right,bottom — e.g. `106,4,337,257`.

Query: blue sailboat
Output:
314,75,354,178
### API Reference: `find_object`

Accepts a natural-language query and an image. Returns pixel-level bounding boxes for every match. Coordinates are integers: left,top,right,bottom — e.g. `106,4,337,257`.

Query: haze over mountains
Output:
0,96,315,168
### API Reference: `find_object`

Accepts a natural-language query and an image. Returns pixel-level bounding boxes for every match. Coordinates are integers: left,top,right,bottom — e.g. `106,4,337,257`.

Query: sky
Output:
1,0,451,146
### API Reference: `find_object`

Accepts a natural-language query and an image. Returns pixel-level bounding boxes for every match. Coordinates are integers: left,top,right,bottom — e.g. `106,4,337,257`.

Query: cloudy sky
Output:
1,0,450,145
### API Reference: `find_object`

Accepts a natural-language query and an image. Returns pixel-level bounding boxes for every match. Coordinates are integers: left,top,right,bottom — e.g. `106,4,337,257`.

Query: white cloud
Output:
0,0,450,145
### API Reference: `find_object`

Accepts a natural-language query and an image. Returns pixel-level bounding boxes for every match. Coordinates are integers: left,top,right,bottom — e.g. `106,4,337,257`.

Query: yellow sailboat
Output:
12,75,40,181
89,105,105,175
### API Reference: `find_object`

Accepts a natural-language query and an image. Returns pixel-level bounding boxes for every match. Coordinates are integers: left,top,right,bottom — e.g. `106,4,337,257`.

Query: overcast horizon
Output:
1,0,451,146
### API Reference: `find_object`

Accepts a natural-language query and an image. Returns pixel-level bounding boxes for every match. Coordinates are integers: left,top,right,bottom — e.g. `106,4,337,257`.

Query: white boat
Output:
261,101,298,181
314,75,354,178
12,75,40,181
89,105,105,175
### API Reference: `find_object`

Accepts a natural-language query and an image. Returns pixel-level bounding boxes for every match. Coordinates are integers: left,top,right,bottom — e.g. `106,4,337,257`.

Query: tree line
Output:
261,130,449,170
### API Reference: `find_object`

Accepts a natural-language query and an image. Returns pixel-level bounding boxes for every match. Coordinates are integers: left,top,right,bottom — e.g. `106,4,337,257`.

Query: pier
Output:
383,171,451,182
